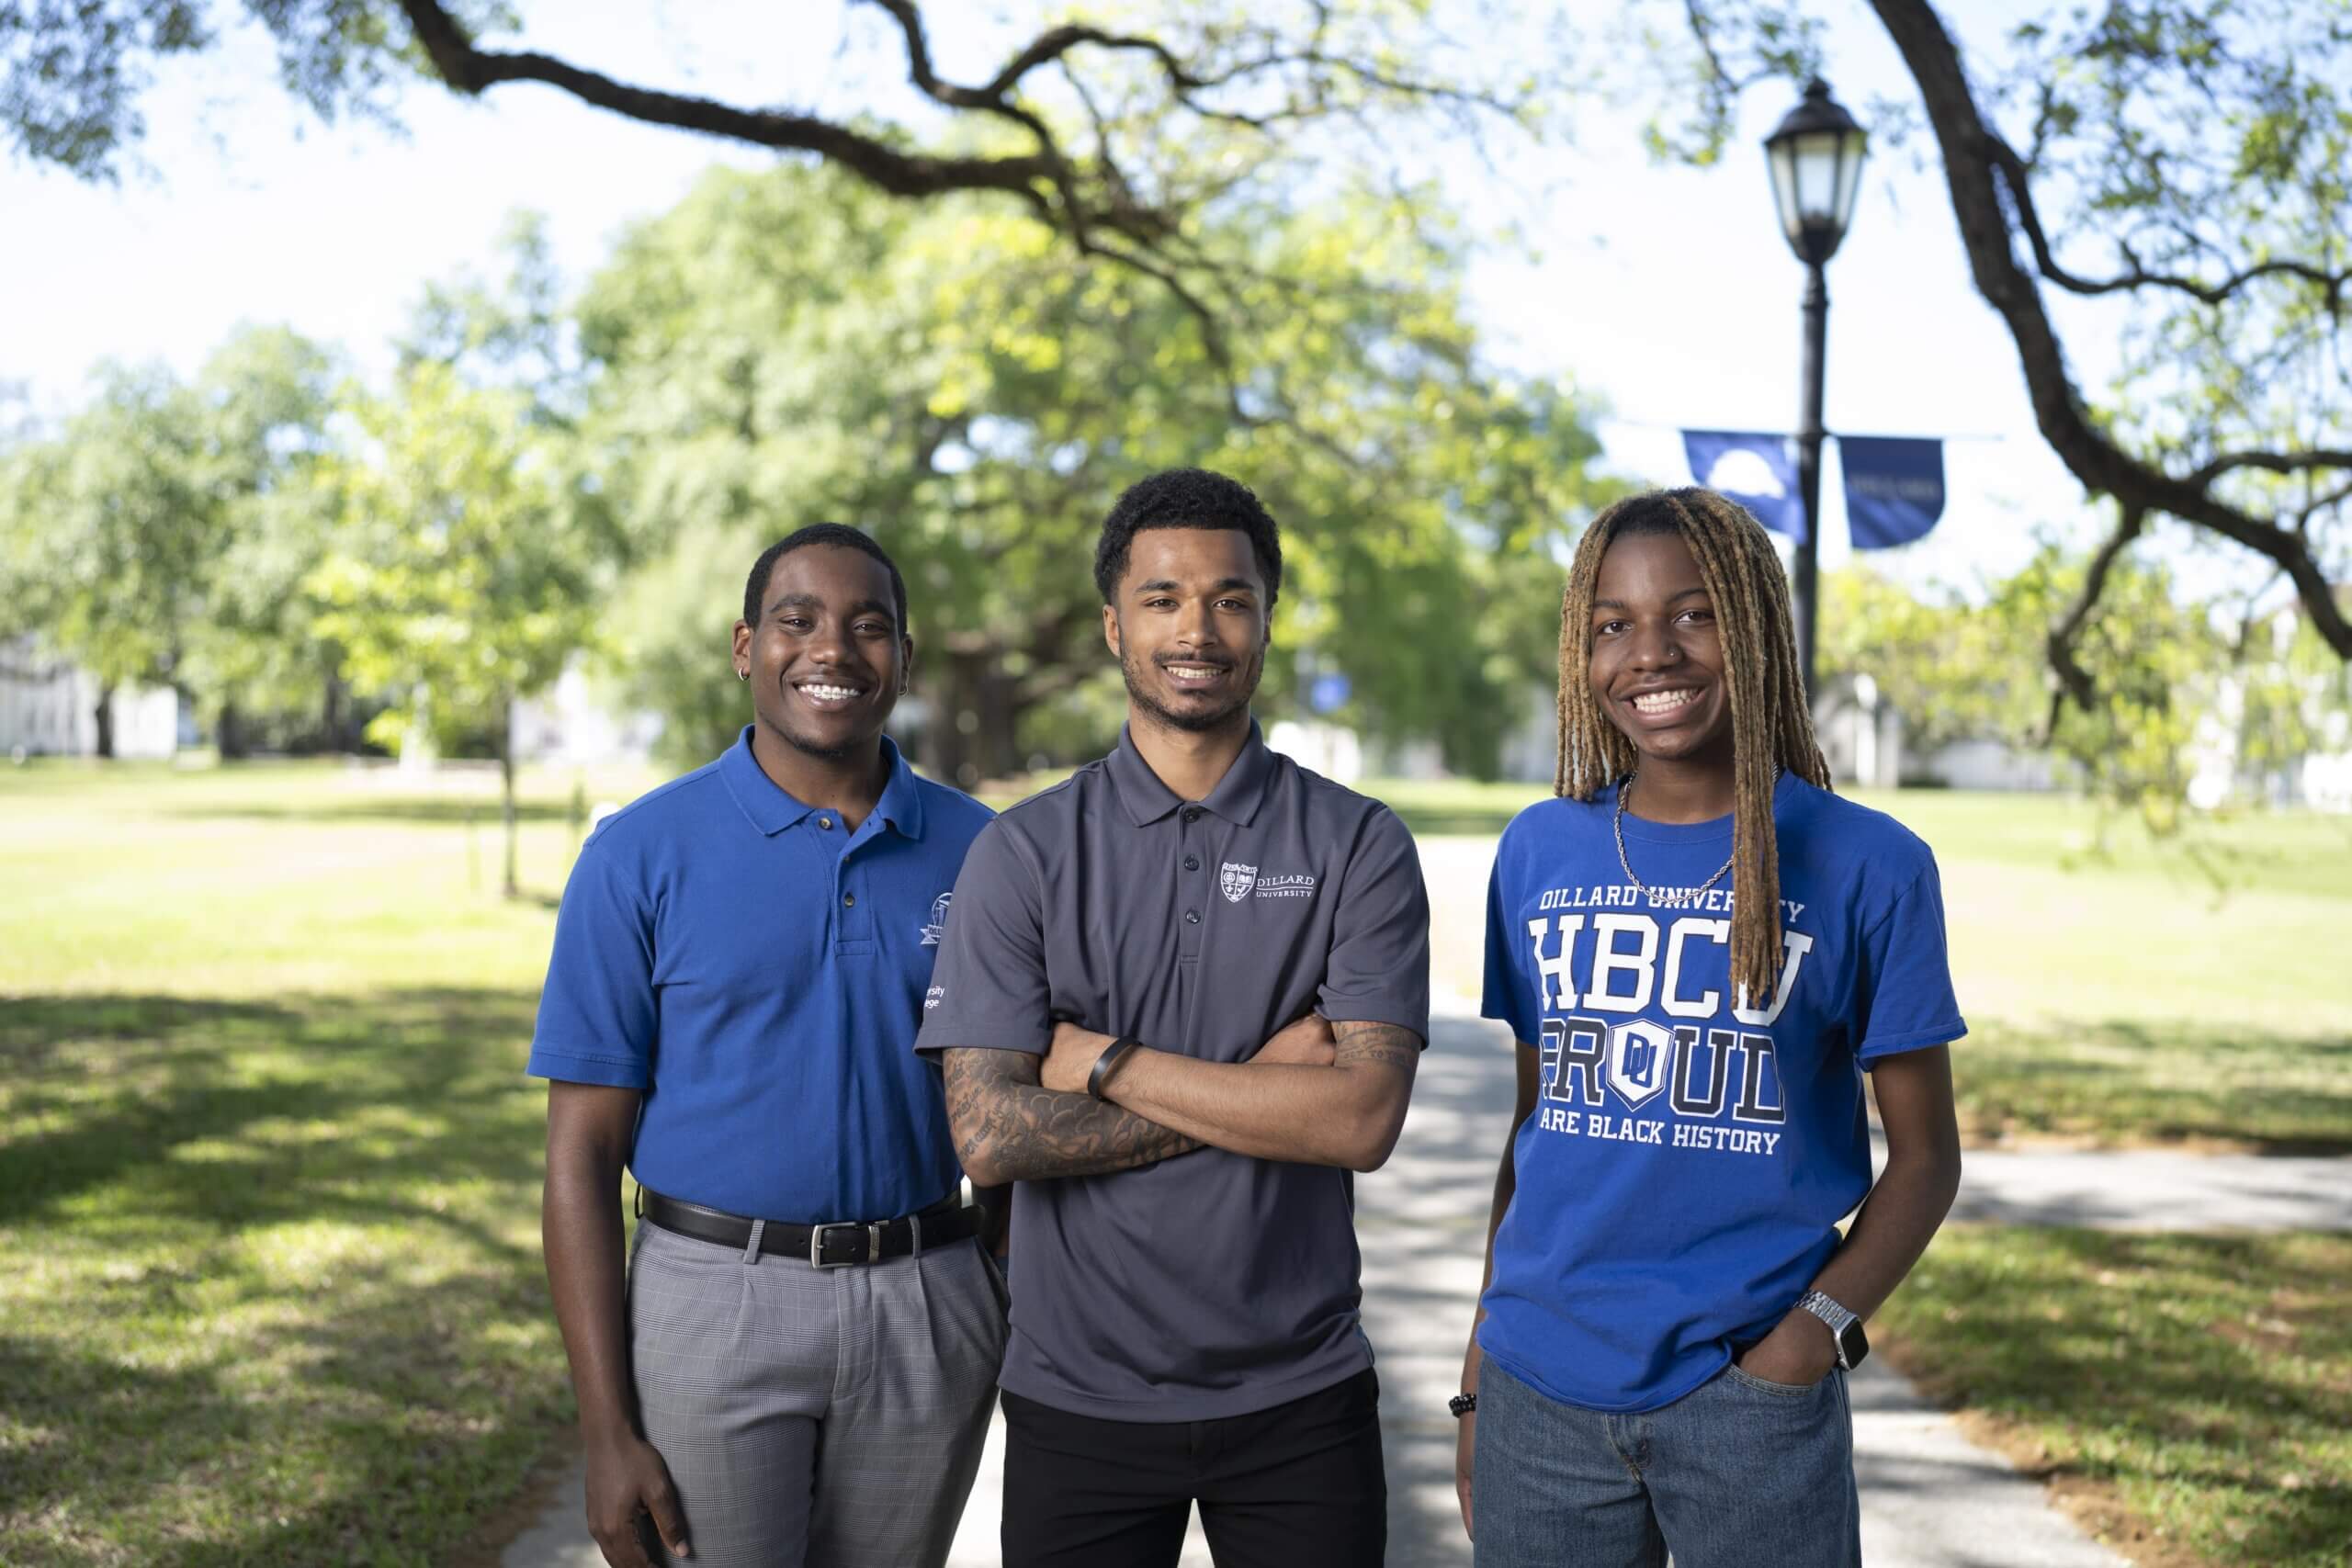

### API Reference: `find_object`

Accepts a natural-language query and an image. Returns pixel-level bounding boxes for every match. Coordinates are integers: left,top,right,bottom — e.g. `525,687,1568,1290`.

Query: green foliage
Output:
580,164,1611,782
1823,540,2235,823
309,360,616,756
0,327,342,748
1997,1,2352,475
0,0,505,179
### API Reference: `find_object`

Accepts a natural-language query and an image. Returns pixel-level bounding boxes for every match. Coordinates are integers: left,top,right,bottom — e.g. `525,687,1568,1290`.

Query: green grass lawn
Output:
1880,1228,2352,1568
3,758,2347,1563
0,759,647,1565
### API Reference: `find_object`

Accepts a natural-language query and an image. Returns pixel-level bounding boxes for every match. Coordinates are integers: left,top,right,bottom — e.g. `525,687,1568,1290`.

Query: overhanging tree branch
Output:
1866,0,2352,660
396,0,1065,208
2043,503,2146,736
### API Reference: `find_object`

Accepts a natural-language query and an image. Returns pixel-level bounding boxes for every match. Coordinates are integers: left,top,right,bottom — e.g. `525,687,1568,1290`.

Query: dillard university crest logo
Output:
1220,863,1258,903
921,891,952,946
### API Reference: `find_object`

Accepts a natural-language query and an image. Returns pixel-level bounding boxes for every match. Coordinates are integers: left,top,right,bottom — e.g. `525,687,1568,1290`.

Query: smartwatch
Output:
1795,1290,1870,1370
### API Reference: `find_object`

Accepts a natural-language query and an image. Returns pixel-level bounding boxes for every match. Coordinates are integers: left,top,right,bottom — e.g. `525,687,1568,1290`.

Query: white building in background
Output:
0,636,180,758
1812,673,1905,790
507,660,662,766
1267,720,1366,782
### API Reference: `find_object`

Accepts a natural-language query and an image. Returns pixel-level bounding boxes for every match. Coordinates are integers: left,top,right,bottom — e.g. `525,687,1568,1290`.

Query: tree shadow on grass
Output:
0,986,576,1564
1892,1228,2352,1567
0,989,548,1237
1958,1018,2352,1154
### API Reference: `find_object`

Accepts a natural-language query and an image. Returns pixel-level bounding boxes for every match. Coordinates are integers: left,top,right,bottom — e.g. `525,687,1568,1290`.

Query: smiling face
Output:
1587,527,1735,773
1102,527,1270,736
732,543,910,761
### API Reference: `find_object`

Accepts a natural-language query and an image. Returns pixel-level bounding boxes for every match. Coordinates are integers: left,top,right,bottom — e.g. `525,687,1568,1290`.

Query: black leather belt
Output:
639,1188,978,1267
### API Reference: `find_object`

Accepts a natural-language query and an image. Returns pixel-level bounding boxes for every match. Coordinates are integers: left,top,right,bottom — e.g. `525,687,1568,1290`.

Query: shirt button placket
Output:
1179,807,1204,958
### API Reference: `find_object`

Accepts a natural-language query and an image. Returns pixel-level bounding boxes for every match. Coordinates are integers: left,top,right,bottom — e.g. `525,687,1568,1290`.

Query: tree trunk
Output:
218,699,248,761
926,652,1024,790
93,687,115,759
500,693,520,900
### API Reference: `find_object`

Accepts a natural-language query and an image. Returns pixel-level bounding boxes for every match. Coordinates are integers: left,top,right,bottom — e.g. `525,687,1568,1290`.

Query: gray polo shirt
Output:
915,722,1430,1422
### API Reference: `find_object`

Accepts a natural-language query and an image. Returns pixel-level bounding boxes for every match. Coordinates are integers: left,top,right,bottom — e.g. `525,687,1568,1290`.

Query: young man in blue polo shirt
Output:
530,525,1005,1568
919,468,1431,1568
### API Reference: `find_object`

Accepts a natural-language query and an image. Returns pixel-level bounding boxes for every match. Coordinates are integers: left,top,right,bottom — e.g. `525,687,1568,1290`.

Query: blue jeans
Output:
1472,1355,1860,1567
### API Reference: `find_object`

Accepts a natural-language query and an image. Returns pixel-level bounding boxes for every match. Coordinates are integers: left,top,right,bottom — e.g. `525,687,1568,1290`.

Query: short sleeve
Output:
1316,807,1431,1040
914,818,1053,1057
1480,843,1541,1046
1854,857,1968,1062
526,836,657,1088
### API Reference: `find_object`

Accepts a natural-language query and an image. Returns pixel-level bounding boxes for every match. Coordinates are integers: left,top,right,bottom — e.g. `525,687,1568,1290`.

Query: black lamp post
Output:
1764,77,1867,702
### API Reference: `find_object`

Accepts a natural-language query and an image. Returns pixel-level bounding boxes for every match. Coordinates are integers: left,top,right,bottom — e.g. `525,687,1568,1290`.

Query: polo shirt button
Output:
1184,908,1200,925
1182,807,1201,824
818,817,833,829
1183,855,1200,871
842,893,855,908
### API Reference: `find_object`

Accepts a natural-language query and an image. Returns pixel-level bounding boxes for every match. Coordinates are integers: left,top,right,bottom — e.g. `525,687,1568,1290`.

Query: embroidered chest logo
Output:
921,891,952,946
1219,863,1317,904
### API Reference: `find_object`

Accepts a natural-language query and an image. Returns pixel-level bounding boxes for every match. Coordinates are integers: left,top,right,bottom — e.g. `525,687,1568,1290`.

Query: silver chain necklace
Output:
1612,774,1736,908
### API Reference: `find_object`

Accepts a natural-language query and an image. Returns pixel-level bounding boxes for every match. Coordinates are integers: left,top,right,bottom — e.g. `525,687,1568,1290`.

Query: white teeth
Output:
1167,666,1222,679
800,684,862,702
1631,689,1699,715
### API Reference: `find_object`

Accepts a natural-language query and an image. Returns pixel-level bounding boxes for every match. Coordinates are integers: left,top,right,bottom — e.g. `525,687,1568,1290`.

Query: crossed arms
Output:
941,1014,1422,1186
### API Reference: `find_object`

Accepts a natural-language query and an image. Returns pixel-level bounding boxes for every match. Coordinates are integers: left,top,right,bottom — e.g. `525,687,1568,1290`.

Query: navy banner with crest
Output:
1680,430,1948,550
1679,430,1805,542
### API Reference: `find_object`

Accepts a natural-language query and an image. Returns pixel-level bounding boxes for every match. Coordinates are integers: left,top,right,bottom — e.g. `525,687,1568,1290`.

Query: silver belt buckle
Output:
809,1220,887,1267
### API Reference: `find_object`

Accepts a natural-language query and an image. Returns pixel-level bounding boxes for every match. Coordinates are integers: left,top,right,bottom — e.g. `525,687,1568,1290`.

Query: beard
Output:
1119,639,1262,735
775,722,854,761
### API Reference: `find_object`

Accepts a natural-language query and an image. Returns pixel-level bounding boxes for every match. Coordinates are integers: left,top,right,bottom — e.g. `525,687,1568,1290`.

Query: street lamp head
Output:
1765,77,1867,267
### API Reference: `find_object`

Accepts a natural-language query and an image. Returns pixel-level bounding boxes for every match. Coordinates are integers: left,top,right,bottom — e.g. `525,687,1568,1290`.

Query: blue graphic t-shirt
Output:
1478,773,1965,1414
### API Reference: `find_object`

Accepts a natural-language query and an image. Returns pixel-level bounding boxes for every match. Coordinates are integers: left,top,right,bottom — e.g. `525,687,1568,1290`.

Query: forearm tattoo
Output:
941,1048,1200,1181
1333,1019,1422,1071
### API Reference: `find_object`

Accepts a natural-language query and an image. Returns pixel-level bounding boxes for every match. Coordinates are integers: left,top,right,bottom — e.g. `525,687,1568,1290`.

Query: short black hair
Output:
744,525,908,634
1092,468,1283,606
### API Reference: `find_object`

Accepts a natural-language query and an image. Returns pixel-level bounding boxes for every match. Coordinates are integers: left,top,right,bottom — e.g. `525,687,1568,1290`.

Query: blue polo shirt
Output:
527,728,992,1223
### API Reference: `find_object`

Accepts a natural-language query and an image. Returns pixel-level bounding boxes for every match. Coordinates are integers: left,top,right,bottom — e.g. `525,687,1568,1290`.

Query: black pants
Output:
1001,1368,1385,1568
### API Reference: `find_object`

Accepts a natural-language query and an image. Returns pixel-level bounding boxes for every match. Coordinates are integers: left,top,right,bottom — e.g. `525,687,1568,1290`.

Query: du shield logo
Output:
1220,863,1258,903
920,891,952,946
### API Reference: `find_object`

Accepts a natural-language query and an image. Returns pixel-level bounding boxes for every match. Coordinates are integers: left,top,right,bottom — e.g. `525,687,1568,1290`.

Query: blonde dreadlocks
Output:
1554,488,1831,1010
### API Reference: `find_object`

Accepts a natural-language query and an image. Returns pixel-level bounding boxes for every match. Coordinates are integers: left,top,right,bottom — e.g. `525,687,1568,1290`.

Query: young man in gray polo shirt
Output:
916,468,1430,1568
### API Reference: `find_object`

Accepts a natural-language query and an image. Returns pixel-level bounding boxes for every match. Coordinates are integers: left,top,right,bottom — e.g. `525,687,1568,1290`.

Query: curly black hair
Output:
743,524,908,633
1091,468,1283,606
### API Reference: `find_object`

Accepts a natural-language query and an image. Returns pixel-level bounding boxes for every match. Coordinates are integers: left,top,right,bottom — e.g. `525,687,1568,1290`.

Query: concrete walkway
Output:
501,1001,2348,1567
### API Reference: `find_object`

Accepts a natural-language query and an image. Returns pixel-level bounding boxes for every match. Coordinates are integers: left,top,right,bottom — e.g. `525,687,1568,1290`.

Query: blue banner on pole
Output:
1838,435,1945,549
1681,430,1806,542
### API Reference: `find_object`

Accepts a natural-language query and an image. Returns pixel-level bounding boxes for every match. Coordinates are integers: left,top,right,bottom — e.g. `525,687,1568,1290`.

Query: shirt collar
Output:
719,727,926,840
1105,719,1274,828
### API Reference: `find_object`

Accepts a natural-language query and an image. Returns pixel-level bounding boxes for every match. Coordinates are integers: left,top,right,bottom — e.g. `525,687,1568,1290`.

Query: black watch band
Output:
1089,1037,1143,1100
1448,1392,1477,1418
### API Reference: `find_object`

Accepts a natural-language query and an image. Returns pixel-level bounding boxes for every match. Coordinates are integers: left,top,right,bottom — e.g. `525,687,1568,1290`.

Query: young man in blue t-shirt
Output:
1455,488,1965,1566
531,526,1005,1568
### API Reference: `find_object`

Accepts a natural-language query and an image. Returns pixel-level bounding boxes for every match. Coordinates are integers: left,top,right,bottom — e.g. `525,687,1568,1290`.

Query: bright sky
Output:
0,1,2142,593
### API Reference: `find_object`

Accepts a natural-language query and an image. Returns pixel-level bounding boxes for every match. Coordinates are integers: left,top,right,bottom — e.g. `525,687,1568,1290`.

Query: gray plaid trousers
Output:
628,1218,1009,1567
